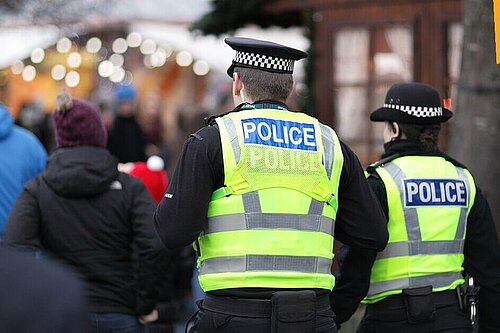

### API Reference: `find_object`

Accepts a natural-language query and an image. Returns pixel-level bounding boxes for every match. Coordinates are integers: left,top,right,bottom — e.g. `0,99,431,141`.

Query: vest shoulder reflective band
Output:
197,109,344,292
364,155,476,303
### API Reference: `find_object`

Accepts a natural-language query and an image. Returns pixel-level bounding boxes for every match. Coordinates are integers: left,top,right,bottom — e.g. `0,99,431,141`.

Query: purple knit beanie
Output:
53,92,108,148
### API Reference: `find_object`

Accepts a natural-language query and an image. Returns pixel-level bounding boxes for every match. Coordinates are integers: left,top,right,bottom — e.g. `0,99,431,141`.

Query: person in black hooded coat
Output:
4,93,162,333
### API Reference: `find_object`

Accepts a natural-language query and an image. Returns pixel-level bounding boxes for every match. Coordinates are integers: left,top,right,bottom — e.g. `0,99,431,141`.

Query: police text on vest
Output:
241,118,317,152
403,179,467,207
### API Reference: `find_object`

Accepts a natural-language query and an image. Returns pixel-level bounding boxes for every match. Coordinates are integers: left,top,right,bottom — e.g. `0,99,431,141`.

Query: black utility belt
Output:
202,292,331,318
367,287,459,324
202,291,332,333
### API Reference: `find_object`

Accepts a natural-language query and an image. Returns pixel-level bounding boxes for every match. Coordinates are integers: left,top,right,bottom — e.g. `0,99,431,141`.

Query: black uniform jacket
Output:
154,102,388,306
4,146,161,316
360,140,500,331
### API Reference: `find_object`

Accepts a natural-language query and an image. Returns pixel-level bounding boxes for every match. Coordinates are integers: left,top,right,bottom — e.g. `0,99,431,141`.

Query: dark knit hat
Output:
53,92,108,148
370,82,453,124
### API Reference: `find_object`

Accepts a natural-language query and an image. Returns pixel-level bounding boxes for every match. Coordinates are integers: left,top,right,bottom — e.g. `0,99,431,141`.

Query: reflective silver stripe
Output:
454,167,470,243
308,199,335,235
320,124,334,179
222,117,241,164
376,240,465,259
242,192,261,213
384,163,422,241
308,198,324,215
199,255,332,275
207,213,334,235
367,271,463,297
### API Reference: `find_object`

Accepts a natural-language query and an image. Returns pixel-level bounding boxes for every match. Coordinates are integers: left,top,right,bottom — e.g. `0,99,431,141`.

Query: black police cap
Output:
225,37,308,77
370,82,453,125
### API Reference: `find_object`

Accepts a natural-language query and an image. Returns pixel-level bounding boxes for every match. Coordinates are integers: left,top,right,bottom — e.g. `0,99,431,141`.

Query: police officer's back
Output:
154,37,388,333
359,83,500,332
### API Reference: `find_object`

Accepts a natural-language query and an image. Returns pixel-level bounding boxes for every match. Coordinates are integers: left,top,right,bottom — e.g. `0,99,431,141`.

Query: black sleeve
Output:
154,126,221,249
330,246,378,325
334,143,388,251
3,178,42,250
128,175,162,315
462,188,500,331
330,168,389,325
329,145,388,325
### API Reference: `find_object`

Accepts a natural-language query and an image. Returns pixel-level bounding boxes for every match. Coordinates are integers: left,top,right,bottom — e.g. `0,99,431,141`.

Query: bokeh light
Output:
193,60,210,76
127,32,142,48
51,64,66,81
109,54,124,67
67,52,82,68
176,51,193,67
112,38,128,54
30,48,45,63
65,71,80,87
98,60,114,77
11,60,24,75
86,37,102,53
110,67,125,83
22,65,36,82
56,37,72,53
140,39,156,55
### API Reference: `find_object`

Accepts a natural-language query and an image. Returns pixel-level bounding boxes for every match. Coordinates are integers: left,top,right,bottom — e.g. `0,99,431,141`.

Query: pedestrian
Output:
108,84,147,163
121,155,196,333
4,92,161,333
359,82,500,332
120,155,169,204
0,101,46,237
0,246,91,333
154,37,388,333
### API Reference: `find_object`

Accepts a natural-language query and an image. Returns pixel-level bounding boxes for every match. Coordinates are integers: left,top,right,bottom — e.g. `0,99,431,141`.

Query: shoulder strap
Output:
366,153,401,174
440,153,468,169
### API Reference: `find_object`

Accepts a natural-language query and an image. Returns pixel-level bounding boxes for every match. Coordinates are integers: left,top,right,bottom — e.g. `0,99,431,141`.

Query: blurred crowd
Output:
0,86,210,333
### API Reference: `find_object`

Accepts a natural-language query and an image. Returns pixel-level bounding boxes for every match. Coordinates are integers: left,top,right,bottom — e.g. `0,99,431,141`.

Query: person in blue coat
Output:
0,101,46,237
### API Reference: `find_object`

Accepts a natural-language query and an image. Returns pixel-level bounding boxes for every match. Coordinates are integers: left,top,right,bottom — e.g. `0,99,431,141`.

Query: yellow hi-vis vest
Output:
196,108,344,292
364,155,476,303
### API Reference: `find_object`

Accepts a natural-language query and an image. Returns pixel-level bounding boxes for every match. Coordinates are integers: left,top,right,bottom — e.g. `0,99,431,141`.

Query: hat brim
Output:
227,64,235,77
370,107,453,124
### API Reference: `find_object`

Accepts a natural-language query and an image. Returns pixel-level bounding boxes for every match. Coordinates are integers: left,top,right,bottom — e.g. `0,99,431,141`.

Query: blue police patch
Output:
403,179,468,207
241,117,317,151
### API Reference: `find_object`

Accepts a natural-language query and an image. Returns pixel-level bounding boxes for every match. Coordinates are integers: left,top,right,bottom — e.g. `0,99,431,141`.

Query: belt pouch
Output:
271,290,316,333
402,286,436,324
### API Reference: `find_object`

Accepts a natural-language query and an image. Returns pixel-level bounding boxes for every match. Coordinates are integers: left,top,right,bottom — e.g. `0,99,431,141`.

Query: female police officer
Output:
359,82,500,332
154,37,388,332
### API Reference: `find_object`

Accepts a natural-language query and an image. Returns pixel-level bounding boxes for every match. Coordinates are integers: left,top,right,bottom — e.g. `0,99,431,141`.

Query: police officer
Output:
358,82,500,332
154,37,388,333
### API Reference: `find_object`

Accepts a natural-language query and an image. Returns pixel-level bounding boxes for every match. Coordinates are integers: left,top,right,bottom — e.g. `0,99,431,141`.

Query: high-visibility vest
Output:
197,108,344,292
364,155,476,303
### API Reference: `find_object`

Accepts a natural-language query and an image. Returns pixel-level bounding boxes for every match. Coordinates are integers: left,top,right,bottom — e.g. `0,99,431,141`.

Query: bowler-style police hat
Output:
370,83,453,125
225,37,308,77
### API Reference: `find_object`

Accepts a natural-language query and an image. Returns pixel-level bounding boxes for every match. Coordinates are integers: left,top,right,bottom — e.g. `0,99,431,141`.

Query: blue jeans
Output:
91,313,144,333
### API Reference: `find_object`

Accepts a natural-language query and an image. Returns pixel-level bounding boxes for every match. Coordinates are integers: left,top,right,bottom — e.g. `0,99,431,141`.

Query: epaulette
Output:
365,153,401,174
441,153,468,169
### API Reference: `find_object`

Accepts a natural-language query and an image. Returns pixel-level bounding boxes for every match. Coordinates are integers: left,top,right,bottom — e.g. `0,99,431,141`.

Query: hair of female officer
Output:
234,67,293,103
388,121,441,152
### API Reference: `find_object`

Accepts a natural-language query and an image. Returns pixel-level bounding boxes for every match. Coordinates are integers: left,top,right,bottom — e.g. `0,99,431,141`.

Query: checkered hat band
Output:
384,103,443,117
234,51,294,72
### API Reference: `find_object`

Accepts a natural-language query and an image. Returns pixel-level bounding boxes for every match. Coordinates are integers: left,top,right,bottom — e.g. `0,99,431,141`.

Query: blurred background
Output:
0,0,498,276
0,1,498,332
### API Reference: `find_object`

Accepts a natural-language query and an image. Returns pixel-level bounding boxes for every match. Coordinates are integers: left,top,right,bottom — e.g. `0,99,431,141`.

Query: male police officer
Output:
359,82,500,332
154,37,388,333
